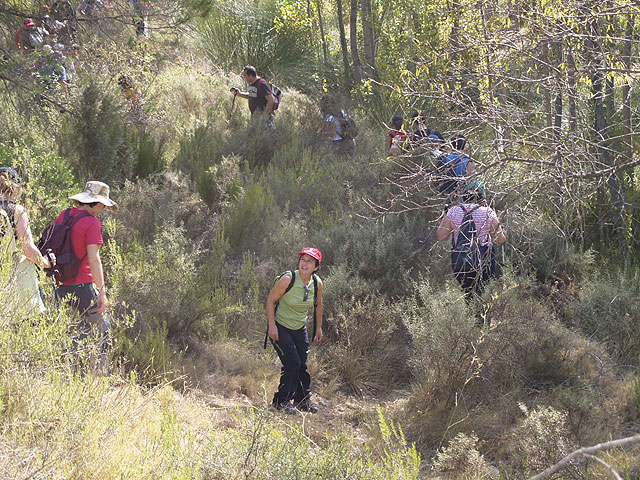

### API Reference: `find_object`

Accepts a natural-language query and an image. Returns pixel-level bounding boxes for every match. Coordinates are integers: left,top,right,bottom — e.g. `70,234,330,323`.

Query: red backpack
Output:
38,209,91,283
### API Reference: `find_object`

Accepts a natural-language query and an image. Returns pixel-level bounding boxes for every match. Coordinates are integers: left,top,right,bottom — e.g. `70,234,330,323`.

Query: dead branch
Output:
527,434,640,480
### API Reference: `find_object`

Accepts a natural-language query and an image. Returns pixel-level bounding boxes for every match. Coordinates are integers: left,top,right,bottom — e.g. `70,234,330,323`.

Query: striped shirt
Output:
447,204,498,246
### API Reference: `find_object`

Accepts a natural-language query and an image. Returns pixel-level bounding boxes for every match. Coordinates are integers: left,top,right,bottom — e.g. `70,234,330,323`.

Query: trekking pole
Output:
45,249,60,308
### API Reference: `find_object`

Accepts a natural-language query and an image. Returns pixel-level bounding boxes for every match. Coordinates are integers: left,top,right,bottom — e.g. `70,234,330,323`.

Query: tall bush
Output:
57,81,135,184
223,181,281,255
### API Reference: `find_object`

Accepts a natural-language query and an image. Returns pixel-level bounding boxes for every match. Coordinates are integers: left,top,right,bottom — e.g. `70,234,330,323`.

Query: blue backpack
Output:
438,154,469,195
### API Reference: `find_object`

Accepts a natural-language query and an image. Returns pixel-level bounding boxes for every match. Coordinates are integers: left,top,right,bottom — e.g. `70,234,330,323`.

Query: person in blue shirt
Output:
438,134,476,196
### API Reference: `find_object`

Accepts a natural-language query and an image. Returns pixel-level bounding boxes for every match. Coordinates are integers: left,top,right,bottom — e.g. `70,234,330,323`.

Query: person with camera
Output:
231,65,275,119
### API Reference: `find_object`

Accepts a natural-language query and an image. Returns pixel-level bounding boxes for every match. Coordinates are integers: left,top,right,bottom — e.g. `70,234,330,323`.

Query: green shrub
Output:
0,141,79,232
195,155,242,209
223,181,281,255
401,277,476,404
198,0,316,89
323,215,417,296
201,408,421,479
432,433,497,479
404,273,584,407
105,220,206,338
106,217,261,342
112,319,202,388
134,129,165,178
108,170,210,244
511,217,595,284
57,81,136,183
511,404,576,477
565,272,640,364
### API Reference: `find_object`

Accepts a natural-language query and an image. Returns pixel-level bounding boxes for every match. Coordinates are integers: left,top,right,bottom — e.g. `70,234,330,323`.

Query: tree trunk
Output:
588,16,629,262
360,0,376,78
622,14,634,174
336,0,352,89
306,0,315,48
542,39,552,143
448,0,461,93
567,42,577,134
553,38,563,165
314,0,329,68
349,0,363,84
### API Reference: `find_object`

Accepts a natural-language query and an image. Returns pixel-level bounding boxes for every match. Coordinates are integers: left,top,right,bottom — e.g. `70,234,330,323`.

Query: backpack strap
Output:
264,270,295,349
63,208,93,264
312,273,319,341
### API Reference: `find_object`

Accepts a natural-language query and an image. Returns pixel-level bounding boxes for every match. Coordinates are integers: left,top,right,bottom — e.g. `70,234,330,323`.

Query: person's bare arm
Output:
86,244,107,313
233,89,249,99
313,278,323,343
437,215,453,242
386,134,392,153
14,205,52,268
265,275,292,341
265,92,275,114
490,217,507,245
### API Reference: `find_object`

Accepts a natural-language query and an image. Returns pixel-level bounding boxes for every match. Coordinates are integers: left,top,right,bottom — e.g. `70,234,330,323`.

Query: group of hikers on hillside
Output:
1,60,506,414
15,1,149,91
1,169,115,370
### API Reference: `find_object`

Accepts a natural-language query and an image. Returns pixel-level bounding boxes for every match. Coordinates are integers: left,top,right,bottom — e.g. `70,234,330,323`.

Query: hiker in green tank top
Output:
266,247,324,415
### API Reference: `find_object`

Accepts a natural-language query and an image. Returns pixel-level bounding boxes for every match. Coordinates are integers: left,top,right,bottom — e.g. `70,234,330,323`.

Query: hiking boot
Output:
272,401,297,415
295,400,318,413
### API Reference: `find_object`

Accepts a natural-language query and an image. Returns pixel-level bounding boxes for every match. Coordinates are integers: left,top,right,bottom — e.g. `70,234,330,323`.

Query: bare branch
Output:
527,434,640,480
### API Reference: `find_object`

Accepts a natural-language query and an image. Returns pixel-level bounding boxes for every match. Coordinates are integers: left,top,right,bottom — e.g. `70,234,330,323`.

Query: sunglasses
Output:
303,285,309,302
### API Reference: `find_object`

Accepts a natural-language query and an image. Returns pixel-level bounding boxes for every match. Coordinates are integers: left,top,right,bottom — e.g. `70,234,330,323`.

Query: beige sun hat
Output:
69,181,118,211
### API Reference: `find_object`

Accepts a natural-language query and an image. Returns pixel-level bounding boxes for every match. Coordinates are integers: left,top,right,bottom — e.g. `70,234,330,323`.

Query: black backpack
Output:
263,270,319,349
452,206,481,272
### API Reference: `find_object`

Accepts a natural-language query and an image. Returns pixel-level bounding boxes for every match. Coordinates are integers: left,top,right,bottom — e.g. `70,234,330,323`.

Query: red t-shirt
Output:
55,207,103,285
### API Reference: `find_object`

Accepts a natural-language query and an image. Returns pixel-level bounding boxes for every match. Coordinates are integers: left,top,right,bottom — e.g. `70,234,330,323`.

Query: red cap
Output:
298,247,322,264
24,18,36,27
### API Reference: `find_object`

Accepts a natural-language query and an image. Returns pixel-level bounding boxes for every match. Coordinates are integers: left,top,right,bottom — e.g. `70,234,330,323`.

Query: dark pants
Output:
271,322,311,405
452,244,498,300
58,283,110,357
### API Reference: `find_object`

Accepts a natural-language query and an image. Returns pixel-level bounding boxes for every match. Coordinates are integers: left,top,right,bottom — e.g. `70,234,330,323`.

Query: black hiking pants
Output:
271,322,311,405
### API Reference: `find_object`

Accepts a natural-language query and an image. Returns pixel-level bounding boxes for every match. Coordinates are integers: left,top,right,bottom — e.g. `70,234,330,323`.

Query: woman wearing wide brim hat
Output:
68,180,118,212
56,181,117,371
0,167,55,315
266,247,324,414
